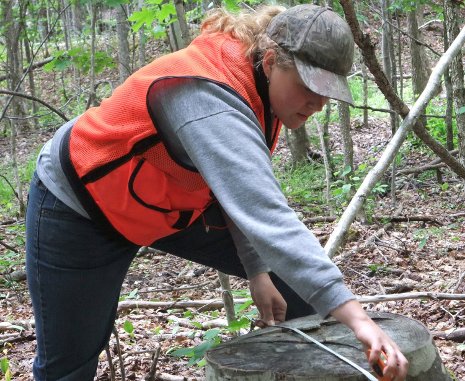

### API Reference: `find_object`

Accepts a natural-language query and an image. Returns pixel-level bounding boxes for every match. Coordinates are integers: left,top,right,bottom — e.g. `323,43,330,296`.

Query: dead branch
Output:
0,57,54,82
0,239,18,253
372,215,441,224
432,328,465,343
145,346,161,381
358,292,465,303
157,373,197,381
117,298,249,313
0,89,68,121
136,281,211,294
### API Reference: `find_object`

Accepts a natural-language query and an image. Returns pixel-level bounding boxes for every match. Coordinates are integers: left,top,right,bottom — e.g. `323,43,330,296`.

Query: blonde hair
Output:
201,5,295,69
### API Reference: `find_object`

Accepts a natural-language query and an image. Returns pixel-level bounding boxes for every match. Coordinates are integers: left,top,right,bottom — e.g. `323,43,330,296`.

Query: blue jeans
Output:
26,172,314,380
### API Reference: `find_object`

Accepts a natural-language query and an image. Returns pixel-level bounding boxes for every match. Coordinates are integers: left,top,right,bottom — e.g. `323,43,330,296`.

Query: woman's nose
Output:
307,94,328,113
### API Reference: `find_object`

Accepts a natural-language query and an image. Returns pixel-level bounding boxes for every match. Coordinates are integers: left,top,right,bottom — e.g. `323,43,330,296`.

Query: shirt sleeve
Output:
152,79,355,317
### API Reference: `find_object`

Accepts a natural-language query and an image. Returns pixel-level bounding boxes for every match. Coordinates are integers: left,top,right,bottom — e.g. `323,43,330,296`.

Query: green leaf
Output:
129,9,157,32
234,299,253,313
224,0,240,11
104,0,129,6
457,106,465,115
342,165,352,176
157,3,176,22
342,184,352,193
418,236,428,250
169,347,195,357
0,357,9,374
123,320,134,334
127,288,138,299
203,328,221,340
227,317,250,332
441,182,449,191
457,343,465,351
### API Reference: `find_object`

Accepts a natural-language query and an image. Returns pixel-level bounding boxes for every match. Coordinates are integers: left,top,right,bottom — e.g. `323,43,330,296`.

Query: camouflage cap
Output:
266,4,354,105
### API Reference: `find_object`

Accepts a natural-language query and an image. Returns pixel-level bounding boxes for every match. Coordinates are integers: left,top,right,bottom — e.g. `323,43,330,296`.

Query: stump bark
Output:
205,312,451,380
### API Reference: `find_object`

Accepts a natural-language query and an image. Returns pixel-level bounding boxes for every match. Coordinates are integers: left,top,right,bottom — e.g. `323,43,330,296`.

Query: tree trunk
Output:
138,0,146,68
285,125,311,166
337,101,353,180
86,1,98,109
443,19,454,151
116,4,131,83
174,0,191,47
206,312,451,380
407,8,431,100
316,112,333,210
444,0,465,166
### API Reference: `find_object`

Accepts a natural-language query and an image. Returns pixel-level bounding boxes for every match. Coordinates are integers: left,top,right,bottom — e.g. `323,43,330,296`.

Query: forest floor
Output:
1,120,465,380
1,4,465,379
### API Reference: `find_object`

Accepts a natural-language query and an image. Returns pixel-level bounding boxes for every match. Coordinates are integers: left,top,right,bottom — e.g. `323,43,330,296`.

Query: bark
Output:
361,60,369,128
217,271,236,327
86,1,98,109
444,0,465,166
443,23,455,151
326,4,465,257
339,0,465,179
174,0,191,47
316,111,333,209
206,312,451,381
116,4,131,83
285,125,311,165
138,0,146,68
408,8,432,99
337,101,353,180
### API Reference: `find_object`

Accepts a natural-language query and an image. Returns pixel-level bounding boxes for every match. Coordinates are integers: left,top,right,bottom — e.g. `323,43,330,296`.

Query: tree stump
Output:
205,312,451,380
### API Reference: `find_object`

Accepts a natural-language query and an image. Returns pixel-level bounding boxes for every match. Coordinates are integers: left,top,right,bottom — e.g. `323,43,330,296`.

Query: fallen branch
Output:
358,292,465,303
117,298,249,313
371,215,441,225
432,328,465,343
157,373,198,381
0,239,18,253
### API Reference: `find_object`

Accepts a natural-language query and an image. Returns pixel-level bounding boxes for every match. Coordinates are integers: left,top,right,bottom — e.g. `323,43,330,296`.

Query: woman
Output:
26,4,408,380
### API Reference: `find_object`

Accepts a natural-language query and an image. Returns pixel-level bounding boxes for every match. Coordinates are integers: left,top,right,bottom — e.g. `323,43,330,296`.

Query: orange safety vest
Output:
61,32,282,245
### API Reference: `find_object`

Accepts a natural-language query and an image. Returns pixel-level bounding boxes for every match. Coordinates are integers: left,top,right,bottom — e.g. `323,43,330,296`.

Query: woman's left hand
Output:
331,300,409,381
249,272,287,327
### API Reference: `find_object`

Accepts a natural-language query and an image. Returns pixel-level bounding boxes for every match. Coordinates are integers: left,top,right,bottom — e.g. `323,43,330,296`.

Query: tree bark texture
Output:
116,4,131,83
337,101,353,178
206,312,451,380
285,125,311,166
407,9,432,98
444,0,465,166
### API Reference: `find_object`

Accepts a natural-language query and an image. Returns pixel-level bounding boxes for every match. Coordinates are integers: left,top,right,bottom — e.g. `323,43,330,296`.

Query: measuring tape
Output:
274,324,379,381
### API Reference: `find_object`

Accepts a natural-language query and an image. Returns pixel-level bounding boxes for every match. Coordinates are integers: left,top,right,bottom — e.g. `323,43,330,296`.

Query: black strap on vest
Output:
253,60,275,150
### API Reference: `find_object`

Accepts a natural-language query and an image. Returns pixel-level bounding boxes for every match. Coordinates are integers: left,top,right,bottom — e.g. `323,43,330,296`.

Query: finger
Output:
272,307,286,323
260,306,276,327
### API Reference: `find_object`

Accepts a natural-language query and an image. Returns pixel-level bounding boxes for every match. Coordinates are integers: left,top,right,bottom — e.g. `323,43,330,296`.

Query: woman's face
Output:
263,50,328,130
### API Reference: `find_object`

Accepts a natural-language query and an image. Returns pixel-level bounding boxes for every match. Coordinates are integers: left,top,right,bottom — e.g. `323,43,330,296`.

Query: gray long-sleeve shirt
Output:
36,78,355,317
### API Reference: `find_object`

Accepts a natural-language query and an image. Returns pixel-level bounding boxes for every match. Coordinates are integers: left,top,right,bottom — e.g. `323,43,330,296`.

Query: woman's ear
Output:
262,50,276,78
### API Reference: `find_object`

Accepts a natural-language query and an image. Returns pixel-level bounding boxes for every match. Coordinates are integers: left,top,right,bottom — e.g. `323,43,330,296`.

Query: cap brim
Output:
294,58,354,106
